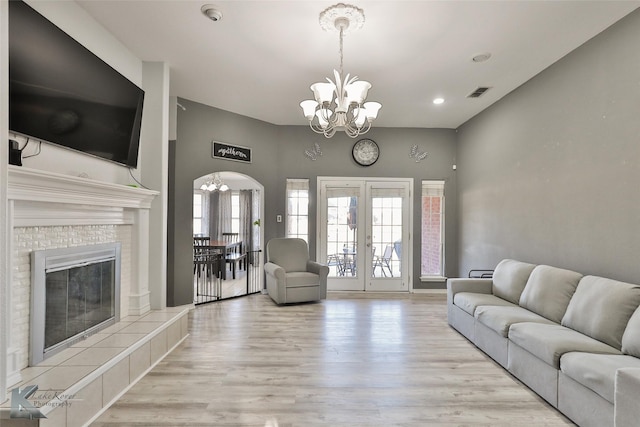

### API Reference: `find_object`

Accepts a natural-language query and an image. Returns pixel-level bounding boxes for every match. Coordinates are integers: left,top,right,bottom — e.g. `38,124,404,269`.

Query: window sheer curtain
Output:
200,191,210,237
218,191,232,238
209,191,232,240
208,191,219,240
209,190,252,250
239,190,253,253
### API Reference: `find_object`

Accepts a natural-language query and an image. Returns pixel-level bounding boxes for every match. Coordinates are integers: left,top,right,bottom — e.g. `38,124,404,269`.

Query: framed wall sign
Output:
212,141,252,163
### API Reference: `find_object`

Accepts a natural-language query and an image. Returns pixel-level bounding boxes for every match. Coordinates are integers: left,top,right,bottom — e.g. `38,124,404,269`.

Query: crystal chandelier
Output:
300,3,382,138
199,173,228,192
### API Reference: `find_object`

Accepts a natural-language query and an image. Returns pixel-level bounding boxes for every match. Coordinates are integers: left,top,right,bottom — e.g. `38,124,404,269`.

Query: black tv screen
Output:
9,0,144,168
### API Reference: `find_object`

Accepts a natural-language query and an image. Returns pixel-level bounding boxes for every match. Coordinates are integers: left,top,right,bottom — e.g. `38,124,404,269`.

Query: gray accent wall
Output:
168,100,458,305
169,103,281,306
456,9,640,283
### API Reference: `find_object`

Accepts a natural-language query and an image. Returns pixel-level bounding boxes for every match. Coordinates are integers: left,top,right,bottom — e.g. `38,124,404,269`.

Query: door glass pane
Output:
371,196,402,278
326,195,358,278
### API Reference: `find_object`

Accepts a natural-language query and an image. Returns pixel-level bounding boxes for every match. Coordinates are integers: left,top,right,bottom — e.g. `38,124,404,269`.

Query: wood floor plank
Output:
91,293,574,426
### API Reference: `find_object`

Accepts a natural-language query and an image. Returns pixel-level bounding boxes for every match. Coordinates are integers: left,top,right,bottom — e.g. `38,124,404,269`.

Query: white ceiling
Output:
76,0,639,129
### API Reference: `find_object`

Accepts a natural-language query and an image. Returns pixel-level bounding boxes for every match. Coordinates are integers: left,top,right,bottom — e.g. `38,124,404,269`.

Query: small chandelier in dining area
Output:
300,3,382,139
200,173,228,192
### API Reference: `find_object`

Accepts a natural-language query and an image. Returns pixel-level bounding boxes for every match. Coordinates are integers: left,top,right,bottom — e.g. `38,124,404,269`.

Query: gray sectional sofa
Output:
447,259,640,427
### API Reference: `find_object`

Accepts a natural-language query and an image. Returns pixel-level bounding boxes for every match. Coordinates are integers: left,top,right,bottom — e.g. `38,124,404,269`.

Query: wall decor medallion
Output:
304,142,323,161
352,138,379,166
409,144,428,162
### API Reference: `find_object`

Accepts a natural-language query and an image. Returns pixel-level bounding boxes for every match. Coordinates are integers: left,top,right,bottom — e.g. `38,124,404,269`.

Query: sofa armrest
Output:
264,262,285,281
307,260,329,278
447,278,493,305
615,368,640,427
307,260,329,296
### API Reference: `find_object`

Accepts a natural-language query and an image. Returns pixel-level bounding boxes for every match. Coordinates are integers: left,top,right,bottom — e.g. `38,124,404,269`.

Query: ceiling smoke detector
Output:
201,4,222,22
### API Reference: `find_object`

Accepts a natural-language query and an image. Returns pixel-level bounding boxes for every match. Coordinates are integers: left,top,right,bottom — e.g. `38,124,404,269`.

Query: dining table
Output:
200,240,243,280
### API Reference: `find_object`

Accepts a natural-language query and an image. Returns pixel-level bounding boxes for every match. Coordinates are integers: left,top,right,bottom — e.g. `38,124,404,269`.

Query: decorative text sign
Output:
212,141,252,163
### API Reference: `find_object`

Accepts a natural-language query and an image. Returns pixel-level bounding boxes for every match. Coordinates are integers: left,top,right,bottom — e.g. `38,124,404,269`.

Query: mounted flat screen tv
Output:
9,0,144,168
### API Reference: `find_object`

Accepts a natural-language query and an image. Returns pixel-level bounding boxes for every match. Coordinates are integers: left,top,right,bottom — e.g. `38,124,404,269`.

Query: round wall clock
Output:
352,138,379,166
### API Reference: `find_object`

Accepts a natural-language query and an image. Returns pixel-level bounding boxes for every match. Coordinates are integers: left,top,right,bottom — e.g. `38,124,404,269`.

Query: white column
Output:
1,0,9,404
128,208,152,316
5,201,21,388
140,61,169,310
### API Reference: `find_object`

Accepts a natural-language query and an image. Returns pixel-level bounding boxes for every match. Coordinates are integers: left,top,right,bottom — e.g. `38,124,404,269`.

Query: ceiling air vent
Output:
467,87,491,98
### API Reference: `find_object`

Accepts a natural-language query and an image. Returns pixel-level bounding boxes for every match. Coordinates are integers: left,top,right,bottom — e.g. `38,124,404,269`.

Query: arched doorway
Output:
192,171,264,303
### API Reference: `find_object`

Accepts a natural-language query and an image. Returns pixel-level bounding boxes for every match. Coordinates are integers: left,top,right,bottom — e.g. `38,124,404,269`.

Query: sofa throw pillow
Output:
491,259,536,305
519,265,582,323
562,276,640,350
621,307,640,358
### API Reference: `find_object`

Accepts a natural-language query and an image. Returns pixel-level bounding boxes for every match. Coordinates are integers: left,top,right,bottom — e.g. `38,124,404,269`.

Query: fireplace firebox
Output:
30,243,121,365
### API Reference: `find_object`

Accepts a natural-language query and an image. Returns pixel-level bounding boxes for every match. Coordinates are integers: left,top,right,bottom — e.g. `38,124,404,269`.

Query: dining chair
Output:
194,236,210,246
221,232,245,278
193,236,210,276
222,232,239,242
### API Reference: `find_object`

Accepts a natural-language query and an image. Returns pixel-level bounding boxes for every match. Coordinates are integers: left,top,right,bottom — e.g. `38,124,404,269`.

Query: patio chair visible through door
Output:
373,245,394,277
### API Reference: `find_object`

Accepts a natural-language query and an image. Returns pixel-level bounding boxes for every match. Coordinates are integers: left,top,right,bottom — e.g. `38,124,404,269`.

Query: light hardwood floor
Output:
92,292,574,426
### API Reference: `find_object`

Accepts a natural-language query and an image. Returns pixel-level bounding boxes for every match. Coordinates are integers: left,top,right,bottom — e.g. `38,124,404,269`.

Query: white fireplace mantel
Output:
5,166,159,387
8,165,158,208
7,165,159,227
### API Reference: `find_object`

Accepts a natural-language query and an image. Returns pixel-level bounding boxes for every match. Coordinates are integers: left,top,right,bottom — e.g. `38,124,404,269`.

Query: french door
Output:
318,177,412,292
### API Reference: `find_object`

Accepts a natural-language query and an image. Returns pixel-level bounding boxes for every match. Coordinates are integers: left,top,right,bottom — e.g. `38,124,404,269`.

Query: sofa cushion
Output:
509,322,621,368
519,265,582,323
492,259,536,305
453,292,515,316
560,353,640,404
285,272,320,287
562,276,640,349
621,306,640,357
475,305,556,337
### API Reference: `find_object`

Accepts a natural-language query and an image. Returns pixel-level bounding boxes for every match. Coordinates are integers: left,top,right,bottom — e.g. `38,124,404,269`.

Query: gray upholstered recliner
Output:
264,238,329,304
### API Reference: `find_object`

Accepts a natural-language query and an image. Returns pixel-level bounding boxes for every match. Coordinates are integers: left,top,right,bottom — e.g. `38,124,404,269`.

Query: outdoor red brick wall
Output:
421,196,442,275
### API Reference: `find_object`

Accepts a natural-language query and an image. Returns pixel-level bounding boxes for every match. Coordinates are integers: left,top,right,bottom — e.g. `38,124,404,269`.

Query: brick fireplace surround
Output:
1,166,190,426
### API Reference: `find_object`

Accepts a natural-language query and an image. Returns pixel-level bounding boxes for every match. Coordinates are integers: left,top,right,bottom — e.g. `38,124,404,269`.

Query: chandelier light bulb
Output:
300,100,319,119
201,172,228,192
363,102,382,120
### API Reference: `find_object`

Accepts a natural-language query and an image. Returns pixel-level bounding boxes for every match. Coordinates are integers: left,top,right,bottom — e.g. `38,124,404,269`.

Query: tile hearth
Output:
1,305,190,427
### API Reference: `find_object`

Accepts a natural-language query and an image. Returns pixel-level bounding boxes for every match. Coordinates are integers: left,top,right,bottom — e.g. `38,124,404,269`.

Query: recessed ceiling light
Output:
472,53,491,63
433,98,445,105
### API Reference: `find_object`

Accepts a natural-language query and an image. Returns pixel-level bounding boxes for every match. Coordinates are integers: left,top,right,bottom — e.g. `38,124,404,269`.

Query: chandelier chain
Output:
339,26,344,76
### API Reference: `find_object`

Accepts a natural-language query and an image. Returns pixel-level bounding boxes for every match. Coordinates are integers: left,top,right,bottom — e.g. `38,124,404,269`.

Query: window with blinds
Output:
286,179,309,242
421,180,445,277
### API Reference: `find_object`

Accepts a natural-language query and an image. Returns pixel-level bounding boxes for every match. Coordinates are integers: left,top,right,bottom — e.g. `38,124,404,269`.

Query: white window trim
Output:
193,190,206,235
286,178,309,241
